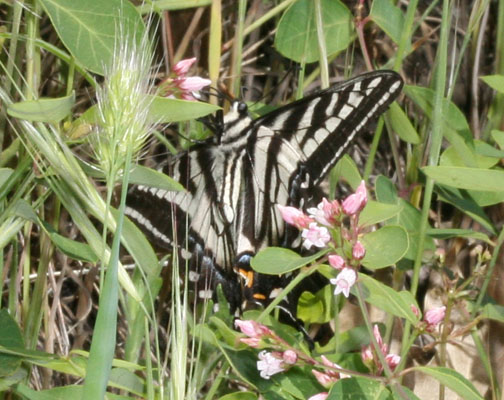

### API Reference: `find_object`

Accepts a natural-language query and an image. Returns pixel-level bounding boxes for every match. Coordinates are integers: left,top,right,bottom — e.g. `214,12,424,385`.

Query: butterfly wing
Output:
234,71,403,257
126,145,238,274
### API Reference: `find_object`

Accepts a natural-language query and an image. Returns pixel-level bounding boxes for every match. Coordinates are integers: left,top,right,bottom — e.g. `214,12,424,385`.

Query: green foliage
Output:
1,0,503,399
275,0,352,63
7,93,75,123
39,0,144,75
361,226,409,269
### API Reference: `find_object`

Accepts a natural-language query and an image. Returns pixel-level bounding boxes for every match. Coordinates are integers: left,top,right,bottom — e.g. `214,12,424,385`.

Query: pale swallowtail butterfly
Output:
126,70,403,314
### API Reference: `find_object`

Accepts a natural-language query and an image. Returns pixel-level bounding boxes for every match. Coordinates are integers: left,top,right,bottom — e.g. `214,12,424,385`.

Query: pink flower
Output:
342,181,368,216
257,351,285,379
235,319,271,338
308,198,340,226
158,58,211,101
328,254,345,270
239,337,261,347
312,369,334,387
372,324,387,353
172,57,196,76
277,205,313,229
282,349,297,365
330,267,357,298
361,346,373,365
424,306,446,329
312,356,350,388
176,76,212,92
352,241,366,260
308,393,328,400
320,355,350,379
411,304,421,319
302,223,331,249
385,353,401,370
361,324,401,374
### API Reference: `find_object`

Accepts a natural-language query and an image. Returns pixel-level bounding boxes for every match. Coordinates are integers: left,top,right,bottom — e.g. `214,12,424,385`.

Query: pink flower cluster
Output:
277,181,369,299
361,325,401,375
235,319,300,379
158,57,211,101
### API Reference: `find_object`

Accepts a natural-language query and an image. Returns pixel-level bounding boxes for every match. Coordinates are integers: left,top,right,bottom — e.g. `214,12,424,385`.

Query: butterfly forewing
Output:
250,71,403,185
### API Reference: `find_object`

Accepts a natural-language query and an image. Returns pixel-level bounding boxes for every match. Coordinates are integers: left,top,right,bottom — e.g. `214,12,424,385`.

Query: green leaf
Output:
108,368,144,396
0,369,27,391
39,0,144,75
387,102,420,144
374,175,397,203
404,85,471,132
330,155,362,195
218,392,258,400
435,185,496,235
370,0,405,44
359,201,403,227
129,165,185,192
7,93,75,123
251,248,328,275
480,74,504,93
375,176,436,263
0,168,13,187
317,324,370,354
361,225,409,269
414,366,484,400
480,303,504,323
327,376,393,400
10,199,38,223
475,140,504,159
491,130,504,150
404,85,476,166
297,284,332,324
15,384,83,400
358,274,419,324
149,96,221,123
423,166,504,192
468,190,504,207
426,228,492,244
41,221,98,263
440,141,500,169
277,366,326,399
275,0,352,63
137,0,212,13
0,309,24,377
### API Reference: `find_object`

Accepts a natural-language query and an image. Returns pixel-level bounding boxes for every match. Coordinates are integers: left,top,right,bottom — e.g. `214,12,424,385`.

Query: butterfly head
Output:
220,101,253,145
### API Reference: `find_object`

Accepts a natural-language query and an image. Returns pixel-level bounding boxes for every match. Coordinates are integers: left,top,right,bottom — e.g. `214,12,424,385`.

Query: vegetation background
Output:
0,0,504,399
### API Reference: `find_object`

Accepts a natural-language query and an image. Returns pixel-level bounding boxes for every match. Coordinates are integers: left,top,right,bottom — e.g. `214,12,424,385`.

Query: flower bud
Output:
282,349,298,365
352,241,366,260
328,254,345,270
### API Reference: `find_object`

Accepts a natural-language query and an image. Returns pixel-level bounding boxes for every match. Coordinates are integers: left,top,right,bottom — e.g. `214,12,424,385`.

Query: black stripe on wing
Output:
126,148,237,271
251,70,403,185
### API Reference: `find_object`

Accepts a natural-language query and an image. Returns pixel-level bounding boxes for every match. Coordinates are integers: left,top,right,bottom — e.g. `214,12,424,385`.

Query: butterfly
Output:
126,70,403,313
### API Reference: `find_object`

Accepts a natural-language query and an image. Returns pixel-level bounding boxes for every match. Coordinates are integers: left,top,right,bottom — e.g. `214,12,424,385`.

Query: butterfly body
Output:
126,70,403,311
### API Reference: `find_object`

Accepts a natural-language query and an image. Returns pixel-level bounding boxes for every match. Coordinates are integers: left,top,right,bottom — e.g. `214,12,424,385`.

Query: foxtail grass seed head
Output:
92,30,156,180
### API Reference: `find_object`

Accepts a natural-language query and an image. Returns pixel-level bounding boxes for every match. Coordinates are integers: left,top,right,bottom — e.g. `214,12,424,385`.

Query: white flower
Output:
307,198,340,226
330,267,357,298
302,223,331,249
257,351,285,379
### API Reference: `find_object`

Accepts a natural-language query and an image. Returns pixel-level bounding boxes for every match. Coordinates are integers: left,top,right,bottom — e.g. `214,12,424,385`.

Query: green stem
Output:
243,0,297,38
81,147,133,400
314,0,329,89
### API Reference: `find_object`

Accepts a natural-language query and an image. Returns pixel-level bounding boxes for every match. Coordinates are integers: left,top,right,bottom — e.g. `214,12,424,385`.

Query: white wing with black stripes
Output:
126,70,403,305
